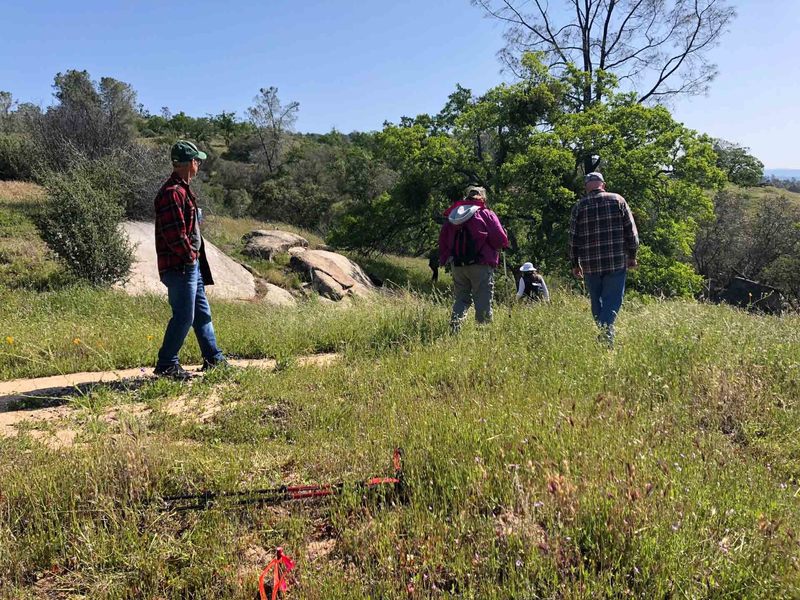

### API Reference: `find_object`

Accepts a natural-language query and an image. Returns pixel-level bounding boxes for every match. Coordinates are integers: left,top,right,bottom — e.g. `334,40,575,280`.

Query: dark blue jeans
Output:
583,268,627,329
157,262,224,368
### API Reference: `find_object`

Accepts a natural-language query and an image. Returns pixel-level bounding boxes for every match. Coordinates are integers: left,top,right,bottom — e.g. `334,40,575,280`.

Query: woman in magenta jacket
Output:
438,186,509,331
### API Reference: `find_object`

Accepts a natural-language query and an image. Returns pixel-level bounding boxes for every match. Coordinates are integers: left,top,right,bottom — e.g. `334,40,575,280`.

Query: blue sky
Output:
0,0,797,168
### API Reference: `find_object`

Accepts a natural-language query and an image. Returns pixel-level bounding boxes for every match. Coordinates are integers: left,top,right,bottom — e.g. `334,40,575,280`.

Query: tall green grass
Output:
0,287,448,379
2,295,799,598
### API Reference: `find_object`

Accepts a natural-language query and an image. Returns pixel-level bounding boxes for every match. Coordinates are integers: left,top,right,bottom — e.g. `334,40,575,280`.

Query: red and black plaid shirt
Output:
569,190,639,275
154,172,198,274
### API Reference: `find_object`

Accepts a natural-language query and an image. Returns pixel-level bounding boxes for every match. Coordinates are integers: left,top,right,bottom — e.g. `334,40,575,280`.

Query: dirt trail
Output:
0,354,339,449
0,354,337,406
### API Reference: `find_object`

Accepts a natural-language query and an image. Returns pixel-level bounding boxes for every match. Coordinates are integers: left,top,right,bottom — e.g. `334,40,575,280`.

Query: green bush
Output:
251,177,334,230
36,158,133,286
628,245,704,297
0,134,35,180
120,142,170,220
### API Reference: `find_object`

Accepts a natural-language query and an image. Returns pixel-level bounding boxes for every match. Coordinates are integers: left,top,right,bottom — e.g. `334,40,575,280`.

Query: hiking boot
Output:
201,357,233,372
154,364,194,381
596,326,615,349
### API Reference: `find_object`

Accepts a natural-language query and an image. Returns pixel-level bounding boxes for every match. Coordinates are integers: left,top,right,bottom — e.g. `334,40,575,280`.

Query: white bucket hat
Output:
520,262,537,272
448,204,480,225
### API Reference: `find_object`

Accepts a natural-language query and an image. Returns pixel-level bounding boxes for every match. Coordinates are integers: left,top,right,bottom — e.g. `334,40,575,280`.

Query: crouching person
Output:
438,186,509,332
516,262,550,302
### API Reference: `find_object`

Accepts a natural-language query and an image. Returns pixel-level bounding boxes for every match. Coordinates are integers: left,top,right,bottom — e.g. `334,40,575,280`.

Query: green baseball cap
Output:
170,140,207,163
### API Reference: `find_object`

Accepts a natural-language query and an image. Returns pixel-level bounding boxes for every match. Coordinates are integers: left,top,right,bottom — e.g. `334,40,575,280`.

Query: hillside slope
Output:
2,290,799,597
2,180,799,598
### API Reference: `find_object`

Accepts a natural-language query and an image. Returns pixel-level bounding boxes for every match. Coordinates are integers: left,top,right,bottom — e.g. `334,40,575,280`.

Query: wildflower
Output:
72,338,81,345
5,336,13,345
718,536,730,554
147,334,154,341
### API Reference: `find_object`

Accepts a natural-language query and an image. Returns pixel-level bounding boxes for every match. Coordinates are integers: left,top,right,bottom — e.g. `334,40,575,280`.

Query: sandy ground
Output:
0,354,339,447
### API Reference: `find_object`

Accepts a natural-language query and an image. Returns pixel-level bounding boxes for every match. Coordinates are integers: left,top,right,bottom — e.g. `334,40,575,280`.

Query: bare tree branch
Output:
475,0,735,109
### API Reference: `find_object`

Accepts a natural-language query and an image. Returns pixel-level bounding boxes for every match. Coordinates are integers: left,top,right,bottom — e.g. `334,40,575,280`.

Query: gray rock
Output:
262,282,297,306
243,230,309,261
288,248,375,301
717,276,783,315
120,221,256,300
312,270,346,301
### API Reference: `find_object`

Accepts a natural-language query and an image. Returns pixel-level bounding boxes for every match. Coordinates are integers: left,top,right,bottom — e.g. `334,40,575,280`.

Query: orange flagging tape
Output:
258,547,295,600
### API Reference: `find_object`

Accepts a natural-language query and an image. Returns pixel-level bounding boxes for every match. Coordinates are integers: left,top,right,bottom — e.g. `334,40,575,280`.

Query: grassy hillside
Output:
0,181,68,290
2,293,800,597
2,180,799,598
742,184,800,204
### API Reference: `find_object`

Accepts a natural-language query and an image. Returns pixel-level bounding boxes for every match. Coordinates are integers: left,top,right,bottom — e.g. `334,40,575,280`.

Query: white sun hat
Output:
448,204,481,225
520,262,537,272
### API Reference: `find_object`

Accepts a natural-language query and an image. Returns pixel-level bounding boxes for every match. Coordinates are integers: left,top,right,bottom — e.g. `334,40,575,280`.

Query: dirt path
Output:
0,353,339,447
0,354,338,409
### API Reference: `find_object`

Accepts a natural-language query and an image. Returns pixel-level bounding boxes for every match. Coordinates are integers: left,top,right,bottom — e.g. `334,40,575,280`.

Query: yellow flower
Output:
72,338,81,345
5,336,13,345
147,335,154,341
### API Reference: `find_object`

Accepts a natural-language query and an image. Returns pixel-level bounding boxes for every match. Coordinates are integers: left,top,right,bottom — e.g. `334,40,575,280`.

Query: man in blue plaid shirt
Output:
569,172,639,347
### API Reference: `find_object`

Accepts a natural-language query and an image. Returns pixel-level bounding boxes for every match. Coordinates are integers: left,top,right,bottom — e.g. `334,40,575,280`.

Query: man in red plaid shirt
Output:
154,141,227,380
569,172,639,347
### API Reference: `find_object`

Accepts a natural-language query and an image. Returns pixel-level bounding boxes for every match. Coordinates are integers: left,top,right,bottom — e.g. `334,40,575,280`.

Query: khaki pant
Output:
451,264,495,330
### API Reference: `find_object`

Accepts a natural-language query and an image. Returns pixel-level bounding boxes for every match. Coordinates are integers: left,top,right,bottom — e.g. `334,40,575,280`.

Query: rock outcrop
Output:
121,221,256,300
288,248,375,301
718,276,783,315
243,230,309,261
262,282,297,306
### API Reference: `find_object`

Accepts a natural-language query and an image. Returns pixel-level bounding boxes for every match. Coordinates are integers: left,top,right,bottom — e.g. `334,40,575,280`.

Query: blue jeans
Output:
583,269,627,329
157,262,224,368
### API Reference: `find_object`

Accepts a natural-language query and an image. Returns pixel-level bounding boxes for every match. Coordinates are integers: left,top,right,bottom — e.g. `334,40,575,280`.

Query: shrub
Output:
628,245,704,297
36,157,133,285
251,177,334,230
118,142,170,220
211,157,264,193
223,188,252,217
0,134,35,180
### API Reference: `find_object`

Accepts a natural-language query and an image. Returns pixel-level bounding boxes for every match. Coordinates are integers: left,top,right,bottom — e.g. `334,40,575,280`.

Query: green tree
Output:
474,0,736,173
333,54,724,295
333,55,573,257
712,138,764,186
555,94,725,294
212,111,248,149
247,87,299,175
0,91,13,131
29,70,138,168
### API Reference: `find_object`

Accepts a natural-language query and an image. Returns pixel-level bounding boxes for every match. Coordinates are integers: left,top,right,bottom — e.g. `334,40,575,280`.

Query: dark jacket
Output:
154,173,214,284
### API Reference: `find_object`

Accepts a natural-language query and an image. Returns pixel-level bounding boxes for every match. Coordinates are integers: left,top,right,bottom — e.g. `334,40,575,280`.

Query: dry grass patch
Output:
0,180,65,289
203,215,325,250
0,180,45,204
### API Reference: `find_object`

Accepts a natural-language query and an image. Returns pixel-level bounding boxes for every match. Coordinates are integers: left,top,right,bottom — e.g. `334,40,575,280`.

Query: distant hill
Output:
764,168,800,180
745,185,800,205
